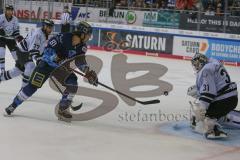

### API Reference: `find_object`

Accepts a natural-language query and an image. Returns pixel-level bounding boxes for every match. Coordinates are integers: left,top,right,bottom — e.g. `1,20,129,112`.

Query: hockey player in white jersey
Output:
0,19,54,87
188,53,238,139
0,5,23,76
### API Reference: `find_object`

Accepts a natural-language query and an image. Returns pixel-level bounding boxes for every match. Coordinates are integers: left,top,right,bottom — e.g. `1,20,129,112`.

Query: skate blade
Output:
58,116,72,123
205,134,228,139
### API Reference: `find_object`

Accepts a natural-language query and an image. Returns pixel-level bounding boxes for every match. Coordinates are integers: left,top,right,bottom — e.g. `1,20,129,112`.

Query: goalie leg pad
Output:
190,101,206,122
218,110,240,129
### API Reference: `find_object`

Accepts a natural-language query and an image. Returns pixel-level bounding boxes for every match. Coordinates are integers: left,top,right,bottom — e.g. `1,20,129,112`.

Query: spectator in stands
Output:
60,6,72,33
205,4,215,16
157,0,168,9
230,0,240,16
116,0,128,7
133,0,145,8
167,0,176,9
145,0,157,7
216,5,222,16
201,0,209,9
176,0,196,10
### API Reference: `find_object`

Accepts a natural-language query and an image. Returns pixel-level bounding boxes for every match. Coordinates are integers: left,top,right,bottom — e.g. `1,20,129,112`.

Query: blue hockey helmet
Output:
73,21,92,43
73,21,92,36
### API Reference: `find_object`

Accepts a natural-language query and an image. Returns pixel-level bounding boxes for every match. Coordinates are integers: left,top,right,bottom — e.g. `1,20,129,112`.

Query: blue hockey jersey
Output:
42,33,87,68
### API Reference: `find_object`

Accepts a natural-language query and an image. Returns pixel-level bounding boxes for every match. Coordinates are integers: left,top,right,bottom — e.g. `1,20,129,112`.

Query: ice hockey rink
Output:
0,49,240,160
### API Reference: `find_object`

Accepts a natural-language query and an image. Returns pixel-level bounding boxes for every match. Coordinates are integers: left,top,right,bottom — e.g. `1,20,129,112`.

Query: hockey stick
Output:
72,69,160,105
0,35,15,40
49,76,83,111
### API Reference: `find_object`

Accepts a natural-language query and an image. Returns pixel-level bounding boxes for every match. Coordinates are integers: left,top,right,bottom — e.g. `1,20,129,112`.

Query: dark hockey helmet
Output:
5,4,14,10
73,21,92,36
191,53,208,72
42,19,54,27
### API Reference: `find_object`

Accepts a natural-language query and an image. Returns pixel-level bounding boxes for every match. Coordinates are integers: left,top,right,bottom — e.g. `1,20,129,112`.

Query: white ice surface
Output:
0,49,240,160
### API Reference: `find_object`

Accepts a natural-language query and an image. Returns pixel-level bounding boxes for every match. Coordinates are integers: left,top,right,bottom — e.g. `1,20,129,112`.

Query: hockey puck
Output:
164,91,168,96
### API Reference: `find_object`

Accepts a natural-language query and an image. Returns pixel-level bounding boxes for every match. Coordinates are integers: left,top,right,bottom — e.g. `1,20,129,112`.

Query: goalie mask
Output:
191,53,208,72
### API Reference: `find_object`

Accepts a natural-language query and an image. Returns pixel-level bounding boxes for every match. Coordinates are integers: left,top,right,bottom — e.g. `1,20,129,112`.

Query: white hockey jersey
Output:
196,58,238,108
17,28,48,55
0,14,19,37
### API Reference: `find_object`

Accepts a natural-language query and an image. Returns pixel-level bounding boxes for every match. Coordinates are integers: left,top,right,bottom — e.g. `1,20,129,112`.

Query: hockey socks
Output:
0,47,5,69
5,84,38,115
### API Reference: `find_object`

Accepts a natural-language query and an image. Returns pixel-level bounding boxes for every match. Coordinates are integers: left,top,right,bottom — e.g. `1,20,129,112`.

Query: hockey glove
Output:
85,69,98,86
187,85,198,98
35,56,41,65
15,35,24,43
29,50,42,65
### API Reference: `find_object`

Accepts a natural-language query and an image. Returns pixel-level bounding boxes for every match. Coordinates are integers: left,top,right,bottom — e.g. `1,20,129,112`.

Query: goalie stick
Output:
49,76,83,111
72,69,160,105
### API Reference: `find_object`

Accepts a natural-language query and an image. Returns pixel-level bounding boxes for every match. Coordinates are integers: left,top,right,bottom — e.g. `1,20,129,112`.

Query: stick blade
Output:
71,103,83,111
138,99,160,105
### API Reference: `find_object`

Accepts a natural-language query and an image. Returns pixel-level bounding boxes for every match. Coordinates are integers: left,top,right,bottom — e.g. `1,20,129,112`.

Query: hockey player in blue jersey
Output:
5,21,98,121
187,53,238,139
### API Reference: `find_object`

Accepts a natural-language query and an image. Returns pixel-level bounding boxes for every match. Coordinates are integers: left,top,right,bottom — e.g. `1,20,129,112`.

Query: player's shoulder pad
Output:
201,62,215,77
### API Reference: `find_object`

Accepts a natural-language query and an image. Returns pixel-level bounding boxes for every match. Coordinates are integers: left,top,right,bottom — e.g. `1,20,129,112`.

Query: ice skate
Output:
58,99,72,122
4,104,16,116
205,125,228,139
58,108,72,123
